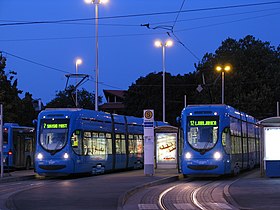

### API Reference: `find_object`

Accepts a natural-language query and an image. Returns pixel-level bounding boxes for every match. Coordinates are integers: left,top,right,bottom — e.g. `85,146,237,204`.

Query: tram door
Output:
13,130,25,167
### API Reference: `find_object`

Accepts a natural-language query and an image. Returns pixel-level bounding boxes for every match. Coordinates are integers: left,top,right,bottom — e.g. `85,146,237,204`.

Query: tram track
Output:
124,176,242,210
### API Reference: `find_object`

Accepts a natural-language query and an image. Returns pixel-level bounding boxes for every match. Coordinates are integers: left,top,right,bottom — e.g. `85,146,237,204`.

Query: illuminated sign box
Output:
189,120,217,126
156,133,177,164
188,116,219,127
264,127,280,161
44,123,68,129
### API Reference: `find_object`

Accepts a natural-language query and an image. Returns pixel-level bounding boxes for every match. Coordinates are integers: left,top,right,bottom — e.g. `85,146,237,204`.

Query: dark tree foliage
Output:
195,35,280,119
46,85,101,110
124,35,280,124
123,72,197,125
0,54,36,126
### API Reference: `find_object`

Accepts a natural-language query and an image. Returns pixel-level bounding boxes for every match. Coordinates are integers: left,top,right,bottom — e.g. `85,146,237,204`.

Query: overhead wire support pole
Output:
162,44,166,123
95,2,99,111
0,104,3,178
65,73,90,107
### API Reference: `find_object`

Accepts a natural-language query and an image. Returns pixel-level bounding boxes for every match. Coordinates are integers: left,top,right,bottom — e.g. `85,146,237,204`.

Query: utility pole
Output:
0,104,3,178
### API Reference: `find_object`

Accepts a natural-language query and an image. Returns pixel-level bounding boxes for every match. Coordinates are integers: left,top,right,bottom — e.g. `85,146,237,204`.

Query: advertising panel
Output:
156,133,177,164
264,127,280,160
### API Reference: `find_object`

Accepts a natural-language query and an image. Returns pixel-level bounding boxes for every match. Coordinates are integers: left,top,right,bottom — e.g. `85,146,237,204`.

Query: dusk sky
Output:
1,0,280,104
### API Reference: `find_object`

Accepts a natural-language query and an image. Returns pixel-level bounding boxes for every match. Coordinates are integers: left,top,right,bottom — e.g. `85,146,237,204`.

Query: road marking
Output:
173,203,196,209
138,204,159,209
208,203,233,209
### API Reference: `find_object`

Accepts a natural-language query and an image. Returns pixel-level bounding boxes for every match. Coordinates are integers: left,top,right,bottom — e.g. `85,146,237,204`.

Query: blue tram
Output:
35,108,165,176
178,104,260,176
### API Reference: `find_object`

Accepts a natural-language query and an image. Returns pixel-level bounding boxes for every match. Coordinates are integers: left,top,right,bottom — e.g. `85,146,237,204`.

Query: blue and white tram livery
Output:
35,108,166,176
179,104,260,176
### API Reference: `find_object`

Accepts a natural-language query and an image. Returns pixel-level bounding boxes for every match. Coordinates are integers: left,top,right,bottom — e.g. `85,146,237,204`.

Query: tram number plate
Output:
197,160,207,165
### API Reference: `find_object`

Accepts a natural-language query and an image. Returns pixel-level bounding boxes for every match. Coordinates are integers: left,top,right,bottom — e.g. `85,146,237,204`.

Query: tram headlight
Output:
63,153,69,159
213,152,222,160
185,152,192,159
37,153,43,160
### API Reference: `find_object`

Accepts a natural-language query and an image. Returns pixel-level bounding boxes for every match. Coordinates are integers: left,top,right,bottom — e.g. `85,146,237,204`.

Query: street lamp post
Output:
154,40,173,122
215,64,232,104
84,0,108,111
75,58,83,107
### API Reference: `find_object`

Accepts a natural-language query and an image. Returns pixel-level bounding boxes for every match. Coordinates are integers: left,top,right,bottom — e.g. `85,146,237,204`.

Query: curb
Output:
223,179,252,210
117,174,183,210
0,175,36,183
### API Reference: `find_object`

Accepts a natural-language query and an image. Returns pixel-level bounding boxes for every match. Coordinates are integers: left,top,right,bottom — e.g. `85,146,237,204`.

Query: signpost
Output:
143,109,154,176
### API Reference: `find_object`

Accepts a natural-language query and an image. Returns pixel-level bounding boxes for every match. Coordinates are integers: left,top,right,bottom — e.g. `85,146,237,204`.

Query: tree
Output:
123,72,197,125
124,35,280,123
46,85,102,109
0,54,37,125
195,35,280,119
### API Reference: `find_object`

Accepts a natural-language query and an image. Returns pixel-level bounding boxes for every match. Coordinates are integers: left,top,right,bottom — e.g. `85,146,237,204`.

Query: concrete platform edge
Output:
0,175,36,183
223,179,252,210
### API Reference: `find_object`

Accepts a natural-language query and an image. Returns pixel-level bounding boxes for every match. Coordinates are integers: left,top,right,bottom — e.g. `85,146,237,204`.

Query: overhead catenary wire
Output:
1,6,280,42
1,50,123,90
0,1,280,27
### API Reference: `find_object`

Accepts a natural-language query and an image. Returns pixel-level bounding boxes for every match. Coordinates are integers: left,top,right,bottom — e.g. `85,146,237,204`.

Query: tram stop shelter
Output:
154,126,178,169
258,117,280,177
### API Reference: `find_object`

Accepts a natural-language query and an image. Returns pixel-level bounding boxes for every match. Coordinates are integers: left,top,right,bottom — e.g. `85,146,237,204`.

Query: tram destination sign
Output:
188,116,219,127
43,123,68,129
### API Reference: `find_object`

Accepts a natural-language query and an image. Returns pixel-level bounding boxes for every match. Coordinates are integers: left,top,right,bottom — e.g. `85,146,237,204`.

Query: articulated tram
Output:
178,104,260,176
35,108,166,176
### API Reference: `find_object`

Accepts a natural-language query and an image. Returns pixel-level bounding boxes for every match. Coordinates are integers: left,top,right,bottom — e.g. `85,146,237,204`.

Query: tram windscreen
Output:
39,119,69,151
187,116,219,150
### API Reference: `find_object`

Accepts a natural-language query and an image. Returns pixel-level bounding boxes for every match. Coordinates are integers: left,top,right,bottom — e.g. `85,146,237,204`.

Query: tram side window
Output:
231,136,241,154
106,133,113,155
24,138,32,152
128,135,136,154
222,128,231,154
137,135,143,157
243,137,248,154
115,134,126,154
231,136,236,154
71,130,83,155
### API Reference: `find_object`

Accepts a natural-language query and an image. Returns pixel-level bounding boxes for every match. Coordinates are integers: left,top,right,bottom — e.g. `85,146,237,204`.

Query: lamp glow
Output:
37,153,43,160
154,40,162,48
76,58,82,65
215,65,222,71
185,152,192,159
213,151,222,160
84,0,92,4
64,153,69,159
166,40,173,47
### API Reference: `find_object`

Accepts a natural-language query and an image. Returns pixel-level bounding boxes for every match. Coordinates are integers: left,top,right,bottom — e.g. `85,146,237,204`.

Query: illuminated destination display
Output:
189,120,217,126
188,116,219,127
43,123,68,129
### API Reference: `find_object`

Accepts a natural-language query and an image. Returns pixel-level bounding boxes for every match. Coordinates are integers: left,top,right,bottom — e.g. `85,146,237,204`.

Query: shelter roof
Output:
258,117,280,127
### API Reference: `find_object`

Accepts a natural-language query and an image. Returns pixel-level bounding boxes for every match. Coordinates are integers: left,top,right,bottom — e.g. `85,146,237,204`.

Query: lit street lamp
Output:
75,58,83,107
154,39,173,122
215,63,232,104
84,0,109,111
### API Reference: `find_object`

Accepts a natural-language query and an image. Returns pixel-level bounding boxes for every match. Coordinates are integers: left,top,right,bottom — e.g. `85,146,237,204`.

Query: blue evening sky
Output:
1,0,280,104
